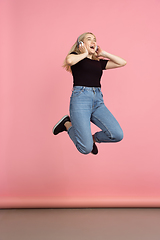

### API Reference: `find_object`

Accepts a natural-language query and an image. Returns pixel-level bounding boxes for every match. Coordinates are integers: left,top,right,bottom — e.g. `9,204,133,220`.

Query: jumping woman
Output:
53,32,127,155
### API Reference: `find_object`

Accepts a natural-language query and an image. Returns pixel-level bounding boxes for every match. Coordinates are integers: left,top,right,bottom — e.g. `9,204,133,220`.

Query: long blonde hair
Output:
63,32,99,73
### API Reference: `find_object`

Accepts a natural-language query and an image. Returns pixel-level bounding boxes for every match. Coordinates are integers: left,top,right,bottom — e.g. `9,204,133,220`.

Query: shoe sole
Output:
91,143,98,155
52,115,69,134
91,151,98,155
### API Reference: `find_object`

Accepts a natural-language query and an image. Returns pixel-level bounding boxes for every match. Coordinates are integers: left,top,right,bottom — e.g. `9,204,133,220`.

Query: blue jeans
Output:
68,86,123,154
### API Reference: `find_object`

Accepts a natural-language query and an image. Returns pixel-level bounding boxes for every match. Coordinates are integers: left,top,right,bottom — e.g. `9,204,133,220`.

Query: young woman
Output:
53,32,127,155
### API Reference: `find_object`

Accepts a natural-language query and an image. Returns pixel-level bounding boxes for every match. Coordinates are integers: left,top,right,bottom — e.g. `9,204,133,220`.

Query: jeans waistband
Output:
73,86,101,91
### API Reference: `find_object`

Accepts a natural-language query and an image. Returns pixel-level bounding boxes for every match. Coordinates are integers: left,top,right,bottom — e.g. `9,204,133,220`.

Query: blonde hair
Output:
63,32,99,73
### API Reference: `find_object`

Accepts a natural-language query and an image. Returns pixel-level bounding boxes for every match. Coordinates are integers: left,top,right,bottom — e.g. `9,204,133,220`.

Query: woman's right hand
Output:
66,44,88,66
79,43,88,55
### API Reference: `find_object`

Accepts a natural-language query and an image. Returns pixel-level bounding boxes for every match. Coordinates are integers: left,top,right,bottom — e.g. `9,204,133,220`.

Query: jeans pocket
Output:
71,87,84,97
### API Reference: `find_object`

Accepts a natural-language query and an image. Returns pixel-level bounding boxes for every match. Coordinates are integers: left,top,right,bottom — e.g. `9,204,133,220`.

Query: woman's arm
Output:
97,47,127,69
66,52,88,66
66,45,88,66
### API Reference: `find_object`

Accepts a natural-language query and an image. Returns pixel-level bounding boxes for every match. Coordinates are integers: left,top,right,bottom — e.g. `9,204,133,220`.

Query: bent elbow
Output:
121,60,127,67
123,60,127,66
66,56,72,66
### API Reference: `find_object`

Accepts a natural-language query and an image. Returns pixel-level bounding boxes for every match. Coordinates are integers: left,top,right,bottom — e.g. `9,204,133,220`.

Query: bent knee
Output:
77,143,93,155
114,129,123,142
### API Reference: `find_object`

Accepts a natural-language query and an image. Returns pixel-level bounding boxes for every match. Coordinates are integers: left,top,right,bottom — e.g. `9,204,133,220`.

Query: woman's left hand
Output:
95,46,103,57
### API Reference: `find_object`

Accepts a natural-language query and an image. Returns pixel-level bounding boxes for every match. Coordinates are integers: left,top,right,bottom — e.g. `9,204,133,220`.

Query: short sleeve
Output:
69,51,78,55
100,59,109,70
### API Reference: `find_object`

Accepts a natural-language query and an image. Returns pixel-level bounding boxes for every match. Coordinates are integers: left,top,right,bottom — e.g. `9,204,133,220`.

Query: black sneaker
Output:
53,115,70,135
91,143,98,155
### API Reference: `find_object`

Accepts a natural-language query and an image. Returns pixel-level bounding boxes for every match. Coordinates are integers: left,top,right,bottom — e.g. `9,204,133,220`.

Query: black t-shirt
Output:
70,52,108,87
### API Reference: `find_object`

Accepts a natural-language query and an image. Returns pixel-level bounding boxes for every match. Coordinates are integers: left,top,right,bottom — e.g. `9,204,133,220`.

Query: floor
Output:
0,208,160,240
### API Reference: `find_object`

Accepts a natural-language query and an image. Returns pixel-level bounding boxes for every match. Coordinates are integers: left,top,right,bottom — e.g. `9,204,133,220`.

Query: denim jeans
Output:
68,86,123,154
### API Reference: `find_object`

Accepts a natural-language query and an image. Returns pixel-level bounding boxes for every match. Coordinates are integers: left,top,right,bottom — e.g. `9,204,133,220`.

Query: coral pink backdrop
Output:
1,0,160,208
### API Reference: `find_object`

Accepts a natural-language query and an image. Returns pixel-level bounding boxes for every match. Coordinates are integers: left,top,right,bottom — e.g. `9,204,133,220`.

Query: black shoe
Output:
91,143,98,155
53,115,70,135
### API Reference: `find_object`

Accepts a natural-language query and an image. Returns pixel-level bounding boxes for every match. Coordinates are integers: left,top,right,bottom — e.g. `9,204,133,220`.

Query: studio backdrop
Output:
1,0,160,208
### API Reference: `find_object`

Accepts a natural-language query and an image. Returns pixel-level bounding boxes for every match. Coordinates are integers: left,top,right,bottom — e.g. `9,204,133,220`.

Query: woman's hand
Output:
95,46,103,57
79,43,88,55
66,44,88,66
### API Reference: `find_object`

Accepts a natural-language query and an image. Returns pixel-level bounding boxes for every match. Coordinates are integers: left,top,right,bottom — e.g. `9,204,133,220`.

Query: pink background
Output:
1,0,160,208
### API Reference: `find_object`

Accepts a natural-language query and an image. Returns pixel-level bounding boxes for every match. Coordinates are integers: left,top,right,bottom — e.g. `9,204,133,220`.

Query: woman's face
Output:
83,33,97,54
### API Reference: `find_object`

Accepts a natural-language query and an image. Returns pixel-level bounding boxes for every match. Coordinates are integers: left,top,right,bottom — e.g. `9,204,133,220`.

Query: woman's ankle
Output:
92,134,96,143
64,121,72,130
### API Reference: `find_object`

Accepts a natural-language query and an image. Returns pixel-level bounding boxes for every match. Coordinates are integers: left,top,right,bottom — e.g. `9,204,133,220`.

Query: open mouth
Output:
90,46,95,49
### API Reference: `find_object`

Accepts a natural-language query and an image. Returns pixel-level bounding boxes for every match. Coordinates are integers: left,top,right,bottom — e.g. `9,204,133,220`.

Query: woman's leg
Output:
68,112,93,154
91,104,123,143
67,87,94,154
91,103,123,143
